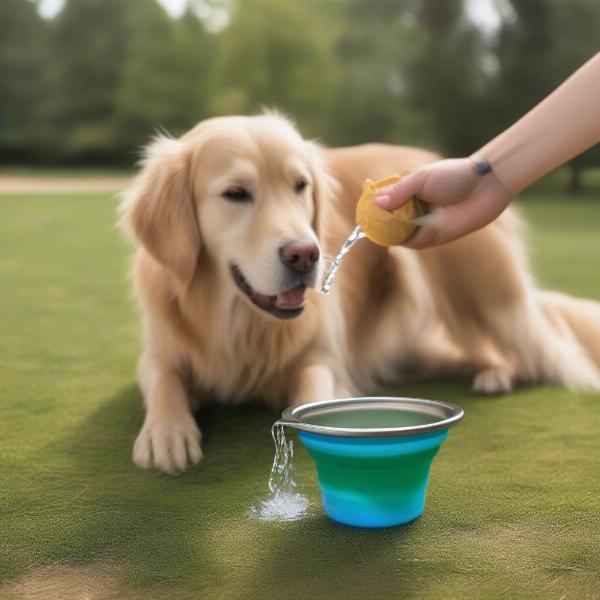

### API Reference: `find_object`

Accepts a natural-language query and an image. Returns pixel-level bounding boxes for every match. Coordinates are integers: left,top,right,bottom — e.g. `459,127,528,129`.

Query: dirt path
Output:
0,176,131,194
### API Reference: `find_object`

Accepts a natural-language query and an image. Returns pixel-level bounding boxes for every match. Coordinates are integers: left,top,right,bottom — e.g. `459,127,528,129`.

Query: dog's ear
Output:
120,135,200,283
306,141,339,241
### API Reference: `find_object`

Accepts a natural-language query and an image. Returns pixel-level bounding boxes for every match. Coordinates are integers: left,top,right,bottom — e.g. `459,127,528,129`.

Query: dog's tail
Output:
539,290,600,370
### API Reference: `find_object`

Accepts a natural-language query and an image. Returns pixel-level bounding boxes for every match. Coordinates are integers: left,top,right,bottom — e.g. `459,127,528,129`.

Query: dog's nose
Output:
279,240,320,273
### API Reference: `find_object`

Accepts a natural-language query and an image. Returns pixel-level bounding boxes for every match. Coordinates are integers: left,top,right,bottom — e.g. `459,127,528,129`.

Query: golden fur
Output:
120,113,600,474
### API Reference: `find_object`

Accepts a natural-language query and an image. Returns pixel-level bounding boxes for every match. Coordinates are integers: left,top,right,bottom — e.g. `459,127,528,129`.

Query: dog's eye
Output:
295,179,308,194
222,187,252,202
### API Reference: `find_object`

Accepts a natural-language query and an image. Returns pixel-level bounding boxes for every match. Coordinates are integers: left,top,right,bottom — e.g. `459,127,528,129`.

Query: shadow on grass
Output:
29,379,484,598
35,384,277,587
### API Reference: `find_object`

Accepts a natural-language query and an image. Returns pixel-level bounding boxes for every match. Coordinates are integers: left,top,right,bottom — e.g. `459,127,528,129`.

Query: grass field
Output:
1,190,600,599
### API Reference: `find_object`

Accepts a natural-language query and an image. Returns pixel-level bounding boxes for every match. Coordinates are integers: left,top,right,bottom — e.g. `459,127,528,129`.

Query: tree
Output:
326,0,418,146
487,0,556,136
402,0,491,155
0,0,49,162
489,0,600,191
322,0,490,153
548,0,600,192
212,0,336,139
113,1,216,155
51,0,128,162
176,9,215,125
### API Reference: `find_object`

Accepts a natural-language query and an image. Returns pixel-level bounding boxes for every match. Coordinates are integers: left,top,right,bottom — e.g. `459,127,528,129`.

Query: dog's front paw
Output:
557,359,600,391
133,415,203,475
472,367,513,395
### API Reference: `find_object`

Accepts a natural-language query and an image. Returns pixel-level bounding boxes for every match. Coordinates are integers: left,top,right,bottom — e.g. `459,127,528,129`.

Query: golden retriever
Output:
120,112,600,474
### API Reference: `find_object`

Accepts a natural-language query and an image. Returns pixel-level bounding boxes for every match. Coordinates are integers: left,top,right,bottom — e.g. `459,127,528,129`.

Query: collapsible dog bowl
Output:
277,397,463,528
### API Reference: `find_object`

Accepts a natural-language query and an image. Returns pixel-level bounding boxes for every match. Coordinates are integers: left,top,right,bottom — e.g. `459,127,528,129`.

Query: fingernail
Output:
410,215,429,227
374,194,391,208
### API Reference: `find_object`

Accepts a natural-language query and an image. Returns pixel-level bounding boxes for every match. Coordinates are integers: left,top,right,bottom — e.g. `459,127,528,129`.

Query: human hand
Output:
374,158,513,248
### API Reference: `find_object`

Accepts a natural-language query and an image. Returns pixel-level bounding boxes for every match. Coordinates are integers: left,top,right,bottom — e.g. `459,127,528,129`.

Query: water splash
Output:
250,424,309,521
319,225,366,295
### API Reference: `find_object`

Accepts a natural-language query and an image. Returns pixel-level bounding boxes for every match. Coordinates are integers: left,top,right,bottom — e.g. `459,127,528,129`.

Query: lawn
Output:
1,190,600,599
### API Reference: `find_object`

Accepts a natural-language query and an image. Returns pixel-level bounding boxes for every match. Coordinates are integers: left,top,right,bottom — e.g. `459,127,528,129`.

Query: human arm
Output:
375,51,600,248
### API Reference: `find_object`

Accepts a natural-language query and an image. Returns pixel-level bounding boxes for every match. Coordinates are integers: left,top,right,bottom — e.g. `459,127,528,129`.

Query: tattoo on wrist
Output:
469,154,493,175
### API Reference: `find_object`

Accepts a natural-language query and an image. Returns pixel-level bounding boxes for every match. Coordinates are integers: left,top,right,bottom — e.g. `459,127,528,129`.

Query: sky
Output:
38,0,505,33
465,0,502,35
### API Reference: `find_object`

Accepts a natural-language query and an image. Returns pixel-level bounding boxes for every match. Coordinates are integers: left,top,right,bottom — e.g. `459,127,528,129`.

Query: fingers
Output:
372,160,513,248
374,170,427,210
403,194,507,249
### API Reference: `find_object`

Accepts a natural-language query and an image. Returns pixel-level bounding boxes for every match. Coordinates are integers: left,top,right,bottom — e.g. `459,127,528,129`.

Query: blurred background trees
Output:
1,0,599,180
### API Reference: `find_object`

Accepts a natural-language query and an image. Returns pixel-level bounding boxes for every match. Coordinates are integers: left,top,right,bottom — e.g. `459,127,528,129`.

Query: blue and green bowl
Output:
277,397,464,528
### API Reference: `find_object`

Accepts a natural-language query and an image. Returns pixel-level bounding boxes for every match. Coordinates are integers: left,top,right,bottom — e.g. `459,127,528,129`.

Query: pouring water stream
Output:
250,423,309,521
250,225,367,520
319,225,365,295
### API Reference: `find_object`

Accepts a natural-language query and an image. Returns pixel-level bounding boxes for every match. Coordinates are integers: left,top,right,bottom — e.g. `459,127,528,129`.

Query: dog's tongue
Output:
275,284,306,309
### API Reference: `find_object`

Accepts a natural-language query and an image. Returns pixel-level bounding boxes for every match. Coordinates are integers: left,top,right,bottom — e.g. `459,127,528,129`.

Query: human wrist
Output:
476,53,600,194
468,152,514,204
475,135,529,195
468,153,493,175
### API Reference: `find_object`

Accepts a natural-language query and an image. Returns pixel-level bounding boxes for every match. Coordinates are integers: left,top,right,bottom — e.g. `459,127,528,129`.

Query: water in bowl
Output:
250,424,309,521
301,407,437,429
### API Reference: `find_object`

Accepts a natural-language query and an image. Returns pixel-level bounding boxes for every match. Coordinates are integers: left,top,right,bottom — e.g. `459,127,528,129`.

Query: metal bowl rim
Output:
279,396,464,438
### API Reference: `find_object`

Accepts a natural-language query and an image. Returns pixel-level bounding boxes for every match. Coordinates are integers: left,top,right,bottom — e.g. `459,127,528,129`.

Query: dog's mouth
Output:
230,264,307,319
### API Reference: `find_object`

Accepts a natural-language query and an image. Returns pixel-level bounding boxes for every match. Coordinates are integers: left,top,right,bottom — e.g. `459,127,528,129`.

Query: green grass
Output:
1,191,600,599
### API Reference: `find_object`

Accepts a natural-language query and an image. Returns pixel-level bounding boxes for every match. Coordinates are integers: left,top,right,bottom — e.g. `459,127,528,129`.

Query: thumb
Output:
374,170,427,210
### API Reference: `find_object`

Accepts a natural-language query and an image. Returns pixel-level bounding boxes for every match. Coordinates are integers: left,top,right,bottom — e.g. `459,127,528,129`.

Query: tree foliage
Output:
0,0,50,161
51,0,128,161
212,0,335,139
113,1,215,153
0,0,598,177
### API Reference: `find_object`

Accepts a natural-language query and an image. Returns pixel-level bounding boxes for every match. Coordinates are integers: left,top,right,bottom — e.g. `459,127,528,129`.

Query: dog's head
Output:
120,113,336,320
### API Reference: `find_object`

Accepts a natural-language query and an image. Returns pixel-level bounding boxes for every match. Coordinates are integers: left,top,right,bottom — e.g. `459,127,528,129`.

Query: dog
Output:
120,112,600,474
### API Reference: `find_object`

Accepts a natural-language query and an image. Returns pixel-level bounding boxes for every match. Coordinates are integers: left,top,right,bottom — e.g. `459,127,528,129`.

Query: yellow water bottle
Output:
320,173,424,294
355,174,424,247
